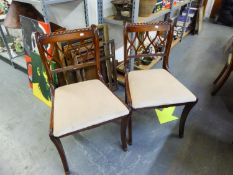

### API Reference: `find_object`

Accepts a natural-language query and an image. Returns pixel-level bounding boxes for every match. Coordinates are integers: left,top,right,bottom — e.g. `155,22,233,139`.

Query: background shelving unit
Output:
98,0,196,54
0,13,26,70
97,0,202,84
0,0,89,71
98,0,202,46
14,0,89,24
101,0,193,25
0,0,203,80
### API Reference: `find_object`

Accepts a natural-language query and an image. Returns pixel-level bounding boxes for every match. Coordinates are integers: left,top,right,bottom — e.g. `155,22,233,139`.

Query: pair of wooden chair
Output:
36,22,197,174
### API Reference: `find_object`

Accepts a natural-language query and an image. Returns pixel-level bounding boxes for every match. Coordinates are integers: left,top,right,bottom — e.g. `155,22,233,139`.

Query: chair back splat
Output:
123,21,197,143
36,25,130,174
123,21,174,72
36,25,101,88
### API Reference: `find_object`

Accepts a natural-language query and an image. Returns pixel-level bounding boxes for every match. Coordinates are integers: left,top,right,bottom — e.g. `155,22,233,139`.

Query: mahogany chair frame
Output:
212,52,233,95
123,22,198,145
36,25,130,174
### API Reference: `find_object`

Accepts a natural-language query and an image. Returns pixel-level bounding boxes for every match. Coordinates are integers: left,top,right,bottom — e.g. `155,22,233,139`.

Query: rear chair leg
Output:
50,135,70,174
179,100,198,138
125,91,132,146
213,64,227,84
128,113,132,145
121,117,128,151
211,67,232,96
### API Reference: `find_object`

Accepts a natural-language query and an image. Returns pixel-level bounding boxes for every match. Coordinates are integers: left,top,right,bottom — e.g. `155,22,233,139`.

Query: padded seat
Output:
53,79,129,137
128,69,197,109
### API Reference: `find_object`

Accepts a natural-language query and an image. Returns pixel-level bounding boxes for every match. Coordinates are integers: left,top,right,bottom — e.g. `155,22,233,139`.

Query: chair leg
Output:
50,135,70,174
179,101,197,138
211,67,232,96
125,88,132,145
121,117,128,151
213,64,227,84
128,112,132,145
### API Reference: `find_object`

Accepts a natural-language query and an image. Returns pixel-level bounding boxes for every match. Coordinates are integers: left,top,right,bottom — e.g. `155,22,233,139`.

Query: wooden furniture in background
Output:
210,0,222,18
123,22,198,144
98,24,118,90
212,36,233,95
36,26,130,174
212,53,233,95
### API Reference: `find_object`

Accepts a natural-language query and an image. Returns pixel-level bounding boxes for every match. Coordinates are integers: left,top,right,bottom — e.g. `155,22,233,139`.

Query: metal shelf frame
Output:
98,0,194,25
97,0,197,46
0,0,90,71
15,0,89,27
0,17,26,69
97,0,197,71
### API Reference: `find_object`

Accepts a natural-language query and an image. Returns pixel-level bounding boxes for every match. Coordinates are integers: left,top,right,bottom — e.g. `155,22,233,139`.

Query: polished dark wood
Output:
121,117,129,151
36,25,129,174
50,135,69,174
210,0,222,19
123,22,197,144
179,101,198,138
127,112,132,145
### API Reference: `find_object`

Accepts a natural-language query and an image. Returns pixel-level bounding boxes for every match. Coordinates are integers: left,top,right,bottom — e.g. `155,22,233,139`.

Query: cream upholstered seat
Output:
53,79,129,137
123,22,197,144
36,27,130,174
128,69,197,109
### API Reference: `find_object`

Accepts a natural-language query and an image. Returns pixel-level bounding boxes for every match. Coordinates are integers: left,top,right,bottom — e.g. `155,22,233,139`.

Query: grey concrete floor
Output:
0,22,233,175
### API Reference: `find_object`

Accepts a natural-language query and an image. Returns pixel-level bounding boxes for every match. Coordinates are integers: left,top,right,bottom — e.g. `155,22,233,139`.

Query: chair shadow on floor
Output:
148,122,233,175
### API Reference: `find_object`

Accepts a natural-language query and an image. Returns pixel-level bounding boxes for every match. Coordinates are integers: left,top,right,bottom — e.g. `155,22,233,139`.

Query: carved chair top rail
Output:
124,21,171,32
38,27,94,45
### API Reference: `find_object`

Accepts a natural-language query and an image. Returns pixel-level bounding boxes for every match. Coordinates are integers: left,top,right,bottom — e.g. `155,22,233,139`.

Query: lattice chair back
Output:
36,25,101,88
123,21,174,73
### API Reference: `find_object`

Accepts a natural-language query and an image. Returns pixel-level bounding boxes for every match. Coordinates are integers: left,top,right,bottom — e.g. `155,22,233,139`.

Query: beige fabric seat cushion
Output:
128,69,196,109
53,79,129,137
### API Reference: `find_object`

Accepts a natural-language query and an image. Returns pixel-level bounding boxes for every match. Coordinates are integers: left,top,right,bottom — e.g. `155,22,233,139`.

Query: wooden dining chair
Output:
123,22,198,145
212,52,233,95
36,25,130,174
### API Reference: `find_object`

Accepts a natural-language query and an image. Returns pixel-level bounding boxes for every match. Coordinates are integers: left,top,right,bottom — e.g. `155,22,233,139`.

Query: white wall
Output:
87,0,98,25
47,0,86,29
15,0,87,29
42,0,99,29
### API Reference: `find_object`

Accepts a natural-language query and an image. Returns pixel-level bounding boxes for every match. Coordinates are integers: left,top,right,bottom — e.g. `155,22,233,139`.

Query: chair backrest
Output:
36,25,101,88
123,21,174,72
